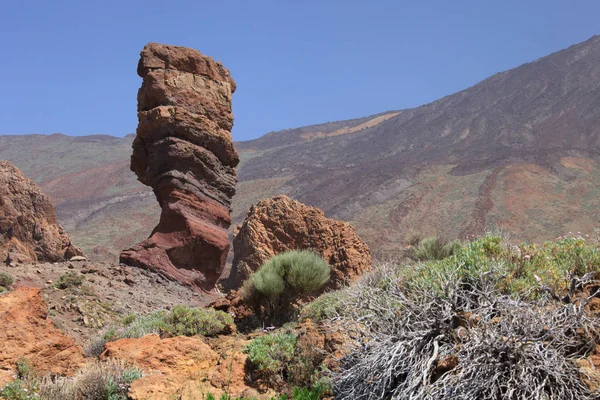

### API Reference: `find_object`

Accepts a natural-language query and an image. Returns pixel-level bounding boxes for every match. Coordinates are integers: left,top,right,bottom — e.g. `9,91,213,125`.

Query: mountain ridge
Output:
1,35,599,259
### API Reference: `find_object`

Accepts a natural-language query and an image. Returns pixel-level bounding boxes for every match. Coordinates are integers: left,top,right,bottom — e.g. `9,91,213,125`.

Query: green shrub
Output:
0,379,37,400
161,305,233,337
243,251,331,323
0,272,14,289
15,357,35,380
85,307,232,357
0,286,5,293
55,272,85,289
245,333,297,385
409,236,461,261
300,291,346,322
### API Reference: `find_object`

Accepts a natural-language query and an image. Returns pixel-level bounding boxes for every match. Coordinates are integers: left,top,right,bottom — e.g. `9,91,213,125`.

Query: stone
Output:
70,255,87,261
0,287,86,376
120,43,239,291
101,334,260,399
225,195,372,290
0,161,84,263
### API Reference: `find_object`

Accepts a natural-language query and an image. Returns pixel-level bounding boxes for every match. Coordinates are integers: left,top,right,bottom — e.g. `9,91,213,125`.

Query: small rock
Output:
83,316,90,326
70,256,87,261
46,280,53,284
124,276,135,286
36,269,41,274
67,263,75,269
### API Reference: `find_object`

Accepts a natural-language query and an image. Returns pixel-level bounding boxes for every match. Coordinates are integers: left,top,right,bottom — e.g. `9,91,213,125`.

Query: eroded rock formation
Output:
0,161,84,263
120,43,239,290
226,195,372,290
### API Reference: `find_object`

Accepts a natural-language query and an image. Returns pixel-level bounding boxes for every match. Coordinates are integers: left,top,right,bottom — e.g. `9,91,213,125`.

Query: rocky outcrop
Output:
102,334,266,399
0,287,86,377
120,43,239,290
0,161,84,263
226,195,372,289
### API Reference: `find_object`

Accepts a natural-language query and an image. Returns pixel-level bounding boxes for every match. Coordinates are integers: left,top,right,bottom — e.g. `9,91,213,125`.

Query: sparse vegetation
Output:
408,235,461,261
300,291,347,322
245,333,297,386
85,306,233,357
244,331,330,395
1,359,142,400
54,271,85,289
242,250,331,323
0,272,14,291
327,234,600,399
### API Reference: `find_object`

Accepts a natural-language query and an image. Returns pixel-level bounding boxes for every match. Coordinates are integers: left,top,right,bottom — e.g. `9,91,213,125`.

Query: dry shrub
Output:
38,359,141,400
331,245,600,399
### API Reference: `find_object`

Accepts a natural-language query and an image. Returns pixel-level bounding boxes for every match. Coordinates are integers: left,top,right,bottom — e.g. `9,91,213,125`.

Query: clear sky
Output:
1,0,598,141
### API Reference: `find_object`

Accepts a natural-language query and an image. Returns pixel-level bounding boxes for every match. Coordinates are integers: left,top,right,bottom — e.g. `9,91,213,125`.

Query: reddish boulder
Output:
0,161,84,263
225,195,372,289
120,43,239,290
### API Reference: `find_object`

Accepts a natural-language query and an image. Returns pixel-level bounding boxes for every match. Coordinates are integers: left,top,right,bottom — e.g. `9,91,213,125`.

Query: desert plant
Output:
300,291,347,322
37,359,142,400
15,357,35,380
0,272,14,290
0,379,38,400
85,306,233,357
245,333,297,386
54,272,84,289
161,305,233,337
243,250,331,323
330,236,600,399
409,236,461,261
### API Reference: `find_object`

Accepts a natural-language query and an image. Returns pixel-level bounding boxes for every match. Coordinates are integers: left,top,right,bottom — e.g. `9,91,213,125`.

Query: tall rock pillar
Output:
120,43,239,290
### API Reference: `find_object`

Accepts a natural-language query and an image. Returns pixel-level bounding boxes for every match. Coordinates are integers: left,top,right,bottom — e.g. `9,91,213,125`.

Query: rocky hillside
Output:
2,35,600,259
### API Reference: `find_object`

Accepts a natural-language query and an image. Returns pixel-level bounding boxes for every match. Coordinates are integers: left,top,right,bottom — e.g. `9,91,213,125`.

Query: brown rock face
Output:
226,195,372,290
120,43,239,290
0,287,86,376
0,161,84,263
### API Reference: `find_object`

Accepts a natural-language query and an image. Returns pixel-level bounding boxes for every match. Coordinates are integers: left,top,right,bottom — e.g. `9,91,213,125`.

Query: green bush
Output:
161,305,233,337
300,291,346,322
55,272,85,289
245,333,297,385
0,272,14,289
243,251,331,323
0,379,37,400
15,357,35,380
409,236,461,261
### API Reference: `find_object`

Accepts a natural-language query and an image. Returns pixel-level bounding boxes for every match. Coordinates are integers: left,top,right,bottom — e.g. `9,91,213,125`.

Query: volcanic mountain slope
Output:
2,35,600,259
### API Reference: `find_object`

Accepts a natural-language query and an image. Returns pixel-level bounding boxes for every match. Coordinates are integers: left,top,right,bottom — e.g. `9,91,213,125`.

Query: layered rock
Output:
0,287,86,377
0,161,84,263
226,195,372,289
120,43,239,290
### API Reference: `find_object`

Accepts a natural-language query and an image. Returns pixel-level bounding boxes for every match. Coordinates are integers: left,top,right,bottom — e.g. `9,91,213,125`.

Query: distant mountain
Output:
2,35,600,260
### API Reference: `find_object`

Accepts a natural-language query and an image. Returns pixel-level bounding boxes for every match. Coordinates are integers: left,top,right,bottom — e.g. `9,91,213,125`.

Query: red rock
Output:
0,287,86,376
0,161,84,263
225,195,372,290
120,43,238,291
101,334,262,399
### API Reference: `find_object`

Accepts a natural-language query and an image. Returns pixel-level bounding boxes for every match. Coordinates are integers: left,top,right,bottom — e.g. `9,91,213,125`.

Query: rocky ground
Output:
0,260,216,346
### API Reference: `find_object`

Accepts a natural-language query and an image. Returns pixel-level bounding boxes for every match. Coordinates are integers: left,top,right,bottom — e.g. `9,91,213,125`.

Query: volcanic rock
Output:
0,287,86,376
120,43,239,290
226,195,372,289
0,161,84,263
102,334,259,399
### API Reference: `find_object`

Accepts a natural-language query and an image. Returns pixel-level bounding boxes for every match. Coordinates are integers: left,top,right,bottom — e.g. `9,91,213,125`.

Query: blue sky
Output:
1,1,598,141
